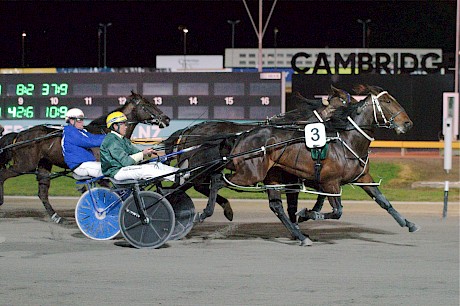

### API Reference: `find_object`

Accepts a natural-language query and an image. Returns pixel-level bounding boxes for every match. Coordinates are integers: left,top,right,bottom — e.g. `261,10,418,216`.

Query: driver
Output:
61,108,105,177
100,111,182,182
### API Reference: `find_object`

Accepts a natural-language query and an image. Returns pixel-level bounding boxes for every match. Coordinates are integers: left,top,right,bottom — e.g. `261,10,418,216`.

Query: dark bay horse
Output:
0,92,170,223
164,86,353,222
223,85,417,246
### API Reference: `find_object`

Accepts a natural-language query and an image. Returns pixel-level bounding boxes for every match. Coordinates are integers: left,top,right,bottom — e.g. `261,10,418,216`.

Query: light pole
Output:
182,27,188,55
227,20,240,49
99,22,112,68
178,26,188,71
21,31,26,68
97,26,102,67
227,20,240,67
274,27,279,68
357,19,371,48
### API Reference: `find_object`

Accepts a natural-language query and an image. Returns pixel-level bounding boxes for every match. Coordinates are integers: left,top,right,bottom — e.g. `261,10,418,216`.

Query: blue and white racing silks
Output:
61,125,106,170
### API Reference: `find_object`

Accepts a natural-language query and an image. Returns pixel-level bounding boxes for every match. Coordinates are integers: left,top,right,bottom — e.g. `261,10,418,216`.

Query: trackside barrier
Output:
370,141,460,156
131,138,164,145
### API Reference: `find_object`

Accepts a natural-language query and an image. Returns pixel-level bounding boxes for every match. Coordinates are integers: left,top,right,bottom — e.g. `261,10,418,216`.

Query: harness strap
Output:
313,110,324,123
347,116,375,141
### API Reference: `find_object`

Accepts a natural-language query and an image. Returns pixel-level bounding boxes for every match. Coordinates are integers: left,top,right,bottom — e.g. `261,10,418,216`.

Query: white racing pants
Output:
114,162,178,182
73,161,103,177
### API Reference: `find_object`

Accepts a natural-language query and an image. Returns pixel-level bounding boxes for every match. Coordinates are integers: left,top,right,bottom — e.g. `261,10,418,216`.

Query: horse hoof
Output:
51,213,69,225
51,213,62,224
295,208,307,217
222,202,233,221
408,222,421,233
300,237,313,246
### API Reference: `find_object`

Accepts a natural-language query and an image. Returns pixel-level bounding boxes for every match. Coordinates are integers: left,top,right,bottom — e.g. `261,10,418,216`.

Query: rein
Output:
0,130,62,153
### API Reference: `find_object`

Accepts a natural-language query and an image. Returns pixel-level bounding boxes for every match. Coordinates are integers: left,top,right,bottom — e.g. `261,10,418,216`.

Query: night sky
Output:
0,0,456,68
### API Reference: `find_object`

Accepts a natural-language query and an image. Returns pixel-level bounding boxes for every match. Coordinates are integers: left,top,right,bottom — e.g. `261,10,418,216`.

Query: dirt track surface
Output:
0,197,459,305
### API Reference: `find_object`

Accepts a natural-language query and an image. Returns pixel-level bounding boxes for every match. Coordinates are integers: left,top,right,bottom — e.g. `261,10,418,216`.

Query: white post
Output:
444,117,453,173
443,181,449,219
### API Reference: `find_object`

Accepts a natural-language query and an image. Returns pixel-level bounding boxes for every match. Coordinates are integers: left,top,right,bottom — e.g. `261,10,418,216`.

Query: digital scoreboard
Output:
0,72,284,121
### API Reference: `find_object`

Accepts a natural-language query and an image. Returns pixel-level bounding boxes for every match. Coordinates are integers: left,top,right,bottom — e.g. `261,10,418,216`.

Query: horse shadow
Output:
186,221,416,247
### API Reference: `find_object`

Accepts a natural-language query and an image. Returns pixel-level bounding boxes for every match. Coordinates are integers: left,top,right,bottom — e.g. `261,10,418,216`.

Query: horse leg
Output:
37,161,67,224
0,168,23,206
267,189,313,246
286,192,299,223
216,195,233,221
194,183,233,221
361,185,420,232
0,178,5,206
196,173,225,222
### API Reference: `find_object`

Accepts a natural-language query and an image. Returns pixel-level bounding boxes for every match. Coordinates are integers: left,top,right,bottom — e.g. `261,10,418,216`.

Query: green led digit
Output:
42,83,50,95
41,83,68,96
45,105,68,118
0,84,2,95
7,106,17,118
59,105,68,117
16,83,34,96
24,106,34,118
60,83,68,95
54,83,68,95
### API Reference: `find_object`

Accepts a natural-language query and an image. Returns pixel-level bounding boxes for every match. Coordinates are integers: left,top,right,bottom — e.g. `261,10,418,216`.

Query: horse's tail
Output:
163,128,187,165
0,132,18,166
164,128,185,154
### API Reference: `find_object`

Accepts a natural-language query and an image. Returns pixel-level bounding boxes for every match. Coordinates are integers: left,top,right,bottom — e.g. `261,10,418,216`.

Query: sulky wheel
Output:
119,191,175,249
75,188,122,240
164,189,195,240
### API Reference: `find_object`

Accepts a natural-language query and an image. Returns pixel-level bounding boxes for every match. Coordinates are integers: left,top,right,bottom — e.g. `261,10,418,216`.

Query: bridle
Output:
357,91,404,130
347,90,406,142
371,91,405,129
129,95,169,128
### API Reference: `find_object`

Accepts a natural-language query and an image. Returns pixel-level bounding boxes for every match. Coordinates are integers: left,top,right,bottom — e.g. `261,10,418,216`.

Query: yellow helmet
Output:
106,111,127,128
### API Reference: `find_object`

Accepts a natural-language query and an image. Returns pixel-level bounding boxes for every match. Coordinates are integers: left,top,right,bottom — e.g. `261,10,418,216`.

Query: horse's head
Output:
354,84,413,134
319,86,358,119
126,91,170,128
328,85,357,106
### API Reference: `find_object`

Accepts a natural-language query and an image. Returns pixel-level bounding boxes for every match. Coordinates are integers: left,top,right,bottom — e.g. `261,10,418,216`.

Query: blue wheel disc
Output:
75,188,122,240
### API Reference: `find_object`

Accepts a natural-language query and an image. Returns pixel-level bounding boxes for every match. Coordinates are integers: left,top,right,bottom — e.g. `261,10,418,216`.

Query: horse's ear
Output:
352,84,367,95
330,85,340,93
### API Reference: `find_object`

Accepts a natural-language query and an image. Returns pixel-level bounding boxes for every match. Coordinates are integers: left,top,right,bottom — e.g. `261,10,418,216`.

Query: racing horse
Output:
0,92,170,224
220,85,417,246
164,86,353,222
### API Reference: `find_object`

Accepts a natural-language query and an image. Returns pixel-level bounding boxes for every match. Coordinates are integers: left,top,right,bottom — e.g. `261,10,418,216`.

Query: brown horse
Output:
223,85,417,246
0,92,170,223
164,86,353,222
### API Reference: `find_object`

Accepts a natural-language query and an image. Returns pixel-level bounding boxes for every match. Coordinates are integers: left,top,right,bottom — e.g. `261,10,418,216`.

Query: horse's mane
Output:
353,84,384,96
324,98,365,131
323,84,386,131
